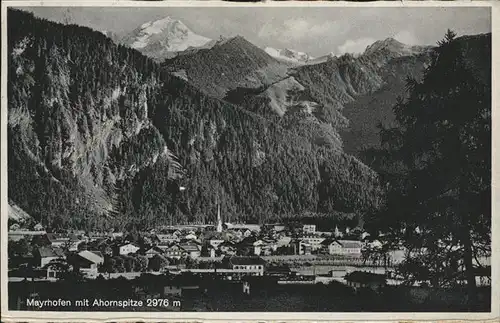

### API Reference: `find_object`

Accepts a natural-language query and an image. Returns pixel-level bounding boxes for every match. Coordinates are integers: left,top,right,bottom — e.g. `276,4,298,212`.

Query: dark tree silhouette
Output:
364,30,491,309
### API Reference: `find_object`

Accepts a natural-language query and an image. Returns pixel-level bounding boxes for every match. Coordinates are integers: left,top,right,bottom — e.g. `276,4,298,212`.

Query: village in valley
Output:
8,202,405,297
8,200,492,311
8,199,494,314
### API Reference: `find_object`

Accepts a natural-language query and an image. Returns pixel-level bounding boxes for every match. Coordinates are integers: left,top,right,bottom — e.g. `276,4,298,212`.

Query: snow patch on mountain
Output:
264,47,314,64
128,17,210,51
120,17,211,60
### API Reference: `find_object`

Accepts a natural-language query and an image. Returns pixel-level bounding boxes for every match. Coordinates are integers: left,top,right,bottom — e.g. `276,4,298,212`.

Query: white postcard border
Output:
1,1,498,322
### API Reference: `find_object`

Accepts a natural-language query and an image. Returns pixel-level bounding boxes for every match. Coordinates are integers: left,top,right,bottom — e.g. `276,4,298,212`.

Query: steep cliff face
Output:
8,10,382,230
8,10,176,226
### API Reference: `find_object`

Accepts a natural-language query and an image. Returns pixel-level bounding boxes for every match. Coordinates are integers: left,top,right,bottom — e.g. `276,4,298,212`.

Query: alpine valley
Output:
7,10,491,231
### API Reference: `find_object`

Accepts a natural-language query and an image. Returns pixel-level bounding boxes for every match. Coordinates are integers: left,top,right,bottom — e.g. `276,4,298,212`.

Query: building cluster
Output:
8,219,382,283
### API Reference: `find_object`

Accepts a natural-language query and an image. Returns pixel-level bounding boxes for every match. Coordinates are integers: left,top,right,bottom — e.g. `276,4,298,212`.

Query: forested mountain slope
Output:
223,39,432,156
287,40,433,156
341,35,490,157
8,9,382,231
163,36,293,99
226,36,488,159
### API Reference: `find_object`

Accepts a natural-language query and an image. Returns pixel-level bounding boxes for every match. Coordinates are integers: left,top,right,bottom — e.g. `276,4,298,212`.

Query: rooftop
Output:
78,250,104,264
338,240,363,249
180,243,200,252
37,246,65,258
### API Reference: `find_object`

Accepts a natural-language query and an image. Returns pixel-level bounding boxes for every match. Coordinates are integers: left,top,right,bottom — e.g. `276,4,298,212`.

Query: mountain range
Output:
7,10,491,231
115,17,437,155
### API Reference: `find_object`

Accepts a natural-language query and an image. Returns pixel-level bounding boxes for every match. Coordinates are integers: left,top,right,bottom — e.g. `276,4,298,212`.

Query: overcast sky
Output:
21,6,491,56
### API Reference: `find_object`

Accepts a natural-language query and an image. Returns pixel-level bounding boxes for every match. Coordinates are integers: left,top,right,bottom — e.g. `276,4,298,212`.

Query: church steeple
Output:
216,202,222,233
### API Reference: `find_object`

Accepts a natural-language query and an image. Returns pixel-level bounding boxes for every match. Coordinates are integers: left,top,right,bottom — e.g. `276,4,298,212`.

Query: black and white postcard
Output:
1,1,498,322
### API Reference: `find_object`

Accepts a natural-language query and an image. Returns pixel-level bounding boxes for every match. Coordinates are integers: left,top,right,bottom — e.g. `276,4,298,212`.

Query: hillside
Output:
341,35,490,157
340,53,430,155
290,41,432,131
224,39,431,155
8,9,382,231
163,36,293,98
222,35,487,159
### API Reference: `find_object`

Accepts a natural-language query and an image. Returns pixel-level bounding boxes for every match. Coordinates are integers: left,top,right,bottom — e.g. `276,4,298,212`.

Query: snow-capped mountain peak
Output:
264,47,314,64
120,16,211,60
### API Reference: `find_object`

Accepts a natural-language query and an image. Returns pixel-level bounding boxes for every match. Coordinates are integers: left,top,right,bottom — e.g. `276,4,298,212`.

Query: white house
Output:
276,236,292,247
35,247,66,267
76,250,104,278
300,236,325,251
327,240,362,256
260,239,278,256
227,256,266,276
163,245,185,259
252,240,264,256
303,224,316,234
225,223,261,232
78,250,104,265
119,243,140,255
180,243,201,259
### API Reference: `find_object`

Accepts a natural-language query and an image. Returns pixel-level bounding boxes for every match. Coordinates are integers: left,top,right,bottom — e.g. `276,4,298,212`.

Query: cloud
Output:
337,31,418,55
394,30,418,45
258,18,342,42
337,37,376,55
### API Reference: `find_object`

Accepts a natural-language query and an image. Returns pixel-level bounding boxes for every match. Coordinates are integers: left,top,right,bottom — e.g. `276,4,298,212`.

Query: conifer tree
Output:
365,30,491,308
